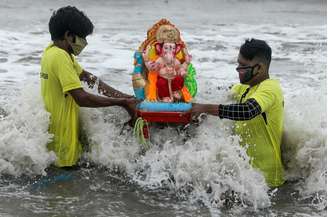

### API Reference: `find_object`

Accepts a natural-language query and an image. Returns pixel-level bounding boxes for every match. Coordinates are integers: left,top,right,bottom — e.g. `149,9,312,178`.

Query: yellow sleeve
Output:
54,54,82,93
251,82,276,112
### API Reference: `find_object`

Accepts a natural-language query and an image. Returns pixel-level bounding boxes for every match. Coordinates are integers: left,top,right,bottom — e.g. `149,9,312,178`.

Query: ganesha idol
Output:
132,19,197,104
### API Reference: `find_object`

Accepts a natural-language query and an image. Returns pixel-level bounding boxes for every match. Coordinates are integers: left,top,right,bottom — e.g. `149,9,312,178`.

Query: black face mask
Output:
236,64,259,84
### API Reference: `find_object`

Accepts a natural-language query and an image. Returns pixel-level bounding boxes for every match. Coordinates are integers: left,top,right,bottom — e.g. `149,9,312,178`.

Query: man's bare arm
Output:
98,79,133,98
79,69,133,98
69,88,129,108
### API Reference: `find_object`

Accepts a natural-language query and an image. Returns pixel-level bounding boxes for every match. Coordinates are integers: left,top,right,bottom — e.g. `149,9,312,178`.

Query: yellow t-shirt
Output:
232,79,285,187
40,43,83,167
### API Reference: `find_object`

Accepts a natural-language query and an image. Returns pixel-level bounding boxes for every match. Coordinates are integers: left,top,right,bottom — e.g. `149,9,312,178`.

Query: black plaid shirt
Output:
218,98,262,121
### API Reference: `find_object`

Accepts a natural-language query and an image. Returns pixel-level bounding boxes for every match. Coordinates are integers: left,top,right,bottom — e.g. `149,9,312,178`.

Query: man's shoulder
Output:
261,79,280,86
42,44,71,63
258,79,284,103
259,79,282,92
231,83,249,94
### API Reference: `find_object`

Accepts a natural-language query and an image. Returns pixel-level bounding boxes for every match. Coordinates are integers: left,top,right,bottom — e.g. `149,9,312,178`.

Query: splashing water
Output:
0,0,326,216
0,81,55,176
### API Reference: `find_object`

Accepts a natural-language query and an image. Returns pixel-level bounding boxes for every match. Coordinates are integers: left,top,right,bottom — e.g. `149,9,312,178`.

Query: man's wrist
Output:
104,97,125,107
117,98,127,107
205,104,220,116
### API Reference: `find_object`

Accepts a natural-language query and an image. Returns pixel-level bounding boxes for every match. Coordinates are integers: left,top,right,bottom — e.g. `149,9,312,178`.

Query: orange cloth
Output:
146,71,158,101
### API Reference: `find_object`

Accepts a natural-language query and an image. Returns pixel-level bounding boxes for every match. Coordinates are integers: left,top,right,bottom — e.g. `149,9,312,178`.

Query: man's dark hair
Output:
49,6,94,40
239,38,272,66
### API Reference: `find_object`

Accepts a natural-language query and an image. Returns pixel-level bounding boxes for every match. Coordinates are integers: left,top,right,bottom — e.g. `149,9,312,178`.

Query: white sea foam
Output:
0,81,55,176
282,86,327,209
79,104,271,209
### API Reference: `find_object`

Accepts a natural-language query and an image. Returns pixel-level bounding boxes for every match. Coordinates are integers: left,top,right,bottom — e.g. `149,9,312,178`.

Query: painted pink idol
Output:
143,42,191,102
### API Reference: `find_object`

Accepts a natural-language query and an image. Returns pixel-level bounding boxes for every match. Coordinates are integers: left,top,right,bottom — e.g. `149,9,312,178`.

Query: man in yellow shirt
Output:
40,6,138,167
192,39,285,187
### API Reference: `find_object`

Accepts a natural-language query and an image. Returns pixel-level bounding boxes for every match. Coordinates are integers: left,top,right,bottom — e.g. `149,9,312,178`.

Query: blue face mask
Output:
236,64,259,84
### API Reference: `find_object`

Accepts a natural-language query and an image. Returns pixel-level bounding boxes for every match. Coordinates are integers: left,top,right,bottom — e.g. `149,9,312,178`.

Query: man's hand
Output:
191,103,220,119
191,103,207,119
122,98,142,126
98,80,108,95
80,70,97,88
87,74,97,89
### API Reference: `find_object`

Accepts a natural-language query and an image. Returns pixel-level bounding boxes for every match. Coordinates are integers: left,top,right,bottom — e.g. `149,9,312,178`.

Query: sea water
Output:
0,0,326,216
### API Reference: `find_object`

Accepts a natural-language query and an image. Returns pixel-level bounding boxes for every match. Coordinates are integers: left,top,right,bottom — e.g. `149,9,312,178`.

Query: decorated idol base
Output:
137,101,192,112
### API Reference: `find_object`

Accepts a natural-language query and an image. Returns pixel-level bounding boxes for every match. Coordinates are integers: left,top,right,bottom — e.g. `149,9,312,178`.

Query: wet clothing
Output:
40,43,83,167
222,79,285,187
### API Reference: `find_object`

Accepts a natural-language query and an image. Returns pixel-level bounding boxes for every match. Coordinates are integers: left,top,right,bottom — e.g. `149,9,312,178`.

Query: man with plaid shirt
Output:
192,39,284,187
